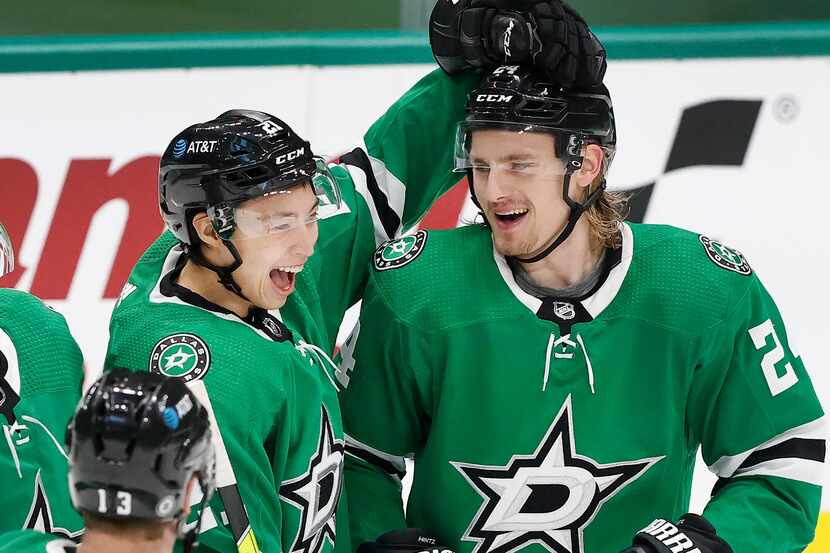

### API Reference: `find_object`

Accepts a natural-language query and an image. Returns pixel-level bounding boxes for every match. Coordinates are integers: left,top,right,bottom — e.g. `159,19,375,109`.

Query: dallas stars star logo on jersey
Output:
452,396,663,553
699,235,752,275
374,230,428,271
280,406,345,553
149,333,211,382
25,470,82,541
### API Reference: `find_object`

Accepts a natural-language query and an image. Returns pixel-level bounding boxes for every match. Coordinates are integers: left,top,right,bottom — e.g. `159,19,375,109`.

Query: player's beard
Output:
492,231,541,258
490,213,567,260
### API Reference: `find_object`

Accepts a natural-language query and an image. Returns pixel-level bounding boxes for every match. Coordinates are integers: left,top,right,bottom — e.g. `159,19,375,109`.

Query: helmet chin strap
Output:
187,204,252,304
512,171,606,264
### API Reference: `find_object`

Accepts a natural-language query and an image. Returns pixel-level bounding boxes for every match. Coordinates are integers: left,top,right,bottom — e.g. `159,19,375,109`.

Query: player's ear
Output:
191,212,223,249
571,143,604,194
182,475,198,519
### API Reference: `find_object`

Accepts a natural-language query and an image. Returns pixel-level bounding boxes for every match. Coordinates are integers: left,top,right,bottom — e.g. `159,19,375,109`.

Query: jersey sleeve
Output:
0,530,73,553
339,68,478,246
687,274,826,552
309,69,478,344
337,273,432,550
0,292,84,538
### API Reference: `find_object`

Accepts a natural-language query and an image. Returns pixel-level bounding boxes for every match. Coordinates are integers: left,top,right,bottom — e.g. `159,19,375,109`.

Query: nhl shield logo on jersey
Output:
374,230,428,271
149,333,211,382
451,396,663,553
552,302,576,320
699,235,752,275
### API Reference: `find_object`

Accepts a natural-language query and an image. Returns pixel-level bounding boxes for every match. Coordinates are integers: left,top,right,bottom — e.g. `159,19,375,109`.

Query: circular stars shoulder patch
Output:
149,333,211,382
373,230,428,271
698,235,752,275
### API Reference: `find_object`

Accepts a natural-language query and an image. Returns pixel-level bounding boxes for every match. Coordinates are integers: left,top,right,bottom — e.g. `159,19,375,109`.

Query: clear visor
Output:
0,224,13,278
453,122,572,178
228,157,341,241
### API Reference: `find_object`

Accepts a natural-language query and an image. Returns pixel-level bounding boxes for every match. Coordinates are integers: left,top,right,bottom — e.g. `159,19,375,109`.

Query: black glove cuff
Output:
631,514,733,553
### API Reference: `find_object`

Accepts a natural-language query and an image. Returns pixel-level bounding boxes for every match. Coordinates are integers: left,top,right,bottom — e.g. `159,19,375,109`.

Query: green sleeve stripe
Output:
2,22,830,73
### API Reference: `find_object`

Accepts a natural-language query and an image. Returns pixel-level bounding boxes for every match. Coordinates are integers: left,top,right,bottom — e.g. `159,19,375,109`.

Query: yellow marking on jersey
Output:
805,512,828,552
237,527,262,553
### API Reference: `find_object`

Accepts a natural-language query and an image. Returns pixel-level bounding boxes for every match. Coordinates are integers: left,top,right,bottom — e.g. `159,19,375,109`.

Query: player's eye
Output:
510,161,534,172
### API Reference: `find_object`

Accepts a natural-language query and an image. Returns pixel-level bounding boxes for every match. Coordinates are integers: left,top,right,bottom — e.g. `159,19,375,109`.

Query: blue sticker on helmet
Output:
162,407,180,430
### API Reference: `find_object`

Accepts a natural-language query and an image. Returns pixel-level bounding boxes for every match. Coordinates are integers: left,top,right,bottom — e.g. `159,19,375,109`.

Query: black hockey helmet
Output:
158,109,340,297
0,222,13,278
455,65,616,262
67,369,215,526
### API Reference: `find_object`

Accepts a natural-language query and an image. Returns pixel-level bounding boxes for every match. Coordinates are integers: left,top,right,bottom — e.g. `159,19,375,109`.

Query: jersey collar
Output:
149,244,293,343
492,222,634,330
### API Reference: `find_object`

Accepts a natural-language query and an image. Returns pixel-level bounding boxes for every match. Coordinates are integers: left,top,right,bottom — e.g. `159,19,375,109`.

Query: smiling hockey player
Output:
339,60,826,553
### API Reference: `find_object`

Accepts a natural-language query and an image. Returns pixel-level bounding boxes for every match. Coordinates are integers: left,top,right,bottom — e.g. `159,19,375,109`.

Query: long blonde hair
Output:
584,182,629,249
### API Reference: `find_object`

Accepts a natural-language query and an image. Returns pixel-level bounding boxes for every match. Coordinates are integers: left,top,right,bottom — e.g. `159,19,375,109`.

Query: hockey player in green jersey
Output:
339,63,827,553
0,369,216,553
106,110,357,553
0,222,85,540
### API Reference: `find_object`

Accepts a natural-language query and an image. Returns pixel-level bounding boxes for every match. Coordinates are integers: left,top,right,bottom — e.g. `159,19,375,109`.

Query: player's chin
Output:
493,239,523,258
257,285,290,310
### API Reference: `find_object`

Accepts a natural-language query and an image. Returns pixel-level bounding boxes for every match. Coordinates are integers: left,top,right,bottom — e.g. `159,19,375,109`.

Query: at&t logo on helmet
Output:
186,140,220,155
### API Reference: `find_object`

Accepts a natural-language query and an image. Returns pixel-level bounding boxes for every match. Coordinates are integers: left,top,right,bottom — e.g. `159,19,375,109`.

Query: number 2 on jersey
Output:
748,319,798,396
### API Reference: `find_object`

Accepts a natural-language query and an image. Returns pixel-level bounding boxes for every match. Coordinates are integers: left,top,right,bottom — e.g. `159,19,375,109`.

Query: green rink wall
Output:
1,21,830,74
0,0,828,35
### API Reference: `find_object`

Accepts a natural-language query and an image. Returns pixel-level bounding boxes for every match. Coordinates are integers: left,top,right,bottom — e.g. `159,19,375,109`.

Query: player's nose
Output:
293,220,317,257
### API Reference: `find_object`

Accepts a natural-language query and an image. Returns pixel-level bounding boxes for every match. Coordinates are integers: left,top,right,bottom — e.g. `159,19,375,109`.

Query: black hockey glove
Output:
357,528,455,553
620,514,734,553
429,0,606,88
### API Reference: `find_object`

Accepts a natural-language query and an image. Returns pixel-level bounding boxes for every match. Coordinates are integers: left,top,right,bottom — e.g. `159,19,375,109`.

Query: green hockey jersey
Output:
339,222,826,553
106,241,345,553
106,68,478,553
0,529,77,553
0,289,84,540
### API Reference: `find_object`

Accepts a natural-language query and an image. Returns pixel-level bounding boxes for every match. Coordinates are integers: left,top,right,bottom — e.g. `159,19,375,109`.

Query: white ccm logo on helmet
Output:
275,147,305,166
476,94,514,103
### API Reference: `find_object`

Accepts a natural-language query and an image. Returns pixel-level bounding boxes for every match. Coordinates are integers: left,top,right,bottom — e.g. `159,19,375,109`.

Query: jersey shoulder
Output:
0,530,76,553
118,231,178,296
621,223,760,332
0,289,83,397
368,225,522,329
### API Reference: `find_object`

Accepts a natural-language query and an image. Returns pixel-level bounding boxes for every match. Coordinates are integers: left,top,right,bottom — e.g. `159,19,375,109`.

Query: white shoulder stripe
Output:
365,151,406,227
733,457,825,487
709,416,827,480
345,163,390,246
